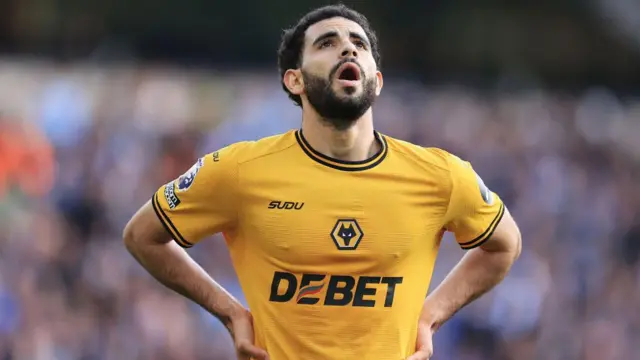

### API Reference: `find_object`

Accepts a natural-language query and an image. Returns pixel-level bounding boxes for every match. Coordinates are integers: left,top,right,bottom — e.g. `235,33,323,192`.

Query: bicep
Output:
478,207,521,254
123,200,174,246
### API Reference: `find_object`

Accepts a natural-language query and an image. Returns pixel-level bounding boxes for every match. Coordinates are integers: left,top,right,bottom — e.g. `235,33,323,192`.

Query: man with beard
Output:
123,4,522,360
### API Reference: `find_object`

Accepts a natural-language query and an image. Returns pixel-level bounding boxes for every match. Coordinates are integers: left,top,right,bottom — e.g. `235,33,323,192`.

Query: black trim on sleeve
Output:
459,203,505,250
152,193,193,248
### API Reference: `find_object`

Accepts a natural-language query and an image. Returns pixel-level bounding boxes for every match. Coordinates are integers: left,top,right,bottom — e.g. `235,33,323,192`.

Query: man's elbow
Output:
501,210,522,262
497,213,521,262
511,224,522,261
122,218,139,252
123,201,172,252
480,209,522,260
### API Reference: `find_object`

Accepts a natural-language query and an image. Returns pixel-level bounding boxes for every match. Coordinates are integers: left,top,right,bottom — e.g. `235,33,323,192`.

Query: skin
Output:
123,16,522,360
283,17,383,162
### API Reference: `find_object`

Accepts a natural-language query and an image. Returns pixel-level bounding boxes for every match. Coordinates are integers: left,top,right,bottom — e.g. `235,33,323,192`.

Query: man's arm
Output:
420,207,521,330
121,147,269,359
422,152,522,330
123,200,245,328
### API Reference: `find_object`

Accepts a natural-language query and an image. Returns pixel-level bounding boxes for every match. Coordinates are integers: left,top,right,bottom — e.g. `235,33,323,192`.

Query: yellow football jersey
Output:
152,129,504,360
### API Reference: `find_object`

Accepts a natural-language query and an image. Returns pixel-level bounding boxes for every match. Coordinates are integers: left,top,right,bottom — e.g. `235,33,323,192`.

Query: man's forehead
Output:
305,17,368,43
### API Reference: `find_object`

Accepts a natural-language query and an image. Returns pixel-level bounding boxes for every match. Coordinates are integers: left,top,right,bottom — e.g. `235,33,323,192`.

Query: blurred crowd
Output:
0,59,639,360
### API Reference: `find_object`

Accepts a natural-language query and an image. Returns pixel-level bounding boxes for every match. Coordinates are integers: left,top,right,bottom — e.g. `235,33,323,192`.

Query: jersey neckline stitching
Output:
295,129,388,171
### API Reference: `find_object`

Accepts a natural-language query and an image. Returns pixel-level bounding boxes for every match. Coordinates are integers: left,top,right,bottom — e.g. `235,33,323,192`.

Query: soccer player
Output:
123,4,522,360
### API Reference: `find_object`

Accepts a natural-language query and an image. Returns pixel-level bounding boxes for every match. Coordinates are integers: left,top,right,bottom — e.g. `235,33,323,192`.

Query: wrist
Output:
220,301,248,330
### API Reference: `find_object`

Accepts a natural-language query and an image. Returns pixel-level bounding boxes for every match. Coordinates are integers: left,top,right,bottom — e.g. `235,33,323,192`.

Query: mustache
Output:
329,58,365,80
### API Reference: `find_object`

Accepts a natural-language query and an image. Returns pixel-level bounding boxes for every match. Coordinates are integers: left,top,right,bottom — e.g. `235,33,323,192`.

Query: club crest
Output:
330,219,364,250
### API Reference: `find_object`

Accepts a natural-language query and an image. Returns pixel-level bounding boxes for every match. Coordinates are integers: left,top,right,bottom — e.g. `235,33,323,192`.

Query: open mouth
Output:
337,63,361,81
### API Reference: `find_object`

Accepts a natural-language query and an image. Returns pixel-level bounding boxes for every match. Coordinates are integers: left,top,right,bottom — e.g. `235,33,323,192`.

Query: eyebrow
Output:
312,31,371,48
349,32,370,48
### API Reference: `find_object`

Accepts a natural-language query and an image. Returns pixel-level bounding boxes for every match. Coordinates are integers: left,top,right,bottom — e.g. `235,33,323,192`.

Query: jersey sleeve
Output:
443,154,505,250
151,145,240,248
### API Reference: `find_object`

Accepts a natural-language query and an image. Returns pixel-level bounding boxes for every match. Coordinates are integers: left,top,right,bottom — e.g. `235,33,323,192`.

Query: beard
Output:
302,61,377,131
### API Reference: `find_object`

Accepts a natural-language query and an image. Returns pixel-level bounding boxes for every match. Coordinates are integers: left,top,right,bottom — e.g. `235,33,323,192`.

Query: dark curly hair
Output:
277,4,381,107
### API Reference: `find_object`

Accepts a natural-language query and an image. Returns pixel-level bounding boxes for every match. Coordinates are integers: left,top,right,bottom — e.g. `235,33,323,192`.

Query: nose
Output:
340,42,358,59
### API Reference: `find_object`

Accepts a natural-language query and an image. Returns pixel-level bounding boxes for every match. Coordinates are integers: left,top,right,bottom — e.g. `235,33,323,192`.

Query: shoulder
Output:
384,135,455,174
185,131,297,190
210,130,298,166
205,130,298,166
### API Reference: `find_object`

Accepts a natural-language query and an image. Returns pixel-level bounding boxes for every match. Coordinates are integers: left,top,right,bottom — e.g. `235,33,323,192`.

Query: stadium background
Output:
1,0,640,359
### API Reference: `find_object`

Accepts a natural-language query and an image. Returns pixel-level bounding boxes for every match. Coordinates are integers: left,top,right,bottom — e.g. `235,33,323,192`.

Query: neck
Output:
301,108,378,162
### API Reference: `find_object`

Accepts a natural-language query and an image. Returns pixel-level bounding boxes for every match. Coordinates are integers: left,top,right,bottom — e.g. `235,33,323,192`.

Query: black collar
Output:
295,129,388,172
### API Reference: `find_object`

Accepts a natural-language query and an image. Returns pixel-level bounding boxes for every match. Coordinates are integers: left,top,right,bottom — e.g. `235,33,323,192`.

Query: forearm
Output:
422,247,517,329
125,238,243,326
